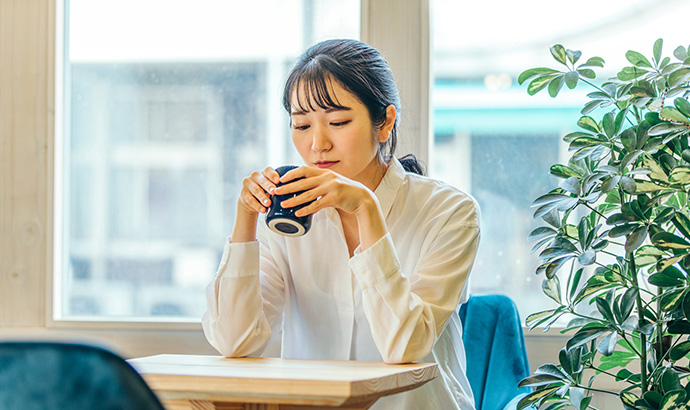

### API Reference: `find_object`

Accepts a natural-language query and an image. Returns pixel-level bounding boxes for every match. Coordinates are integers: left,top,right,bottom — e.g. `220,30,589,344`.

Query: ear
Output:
378,105,397,143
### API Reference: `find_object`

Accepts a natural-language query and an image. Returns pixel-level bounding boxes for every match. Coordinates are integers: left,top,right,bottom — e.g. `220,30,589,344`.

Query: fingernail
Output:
268,187,275,195
263,199,270,205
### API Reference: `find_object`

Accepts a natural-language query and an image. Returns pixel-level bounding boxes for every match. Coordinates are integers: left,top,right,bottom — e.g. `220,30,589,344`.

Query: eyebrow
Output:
291,106,352,116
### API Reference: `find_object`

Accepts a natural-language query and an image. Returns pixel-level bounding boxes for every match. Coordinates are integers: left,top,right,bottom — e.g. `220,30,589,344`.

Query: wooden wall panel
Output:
0,0,54,326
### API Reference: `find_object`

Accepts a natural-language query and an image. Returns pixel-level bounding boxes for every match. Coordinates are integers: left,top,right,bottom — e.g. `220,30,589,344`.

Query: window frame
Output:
1,0,567,366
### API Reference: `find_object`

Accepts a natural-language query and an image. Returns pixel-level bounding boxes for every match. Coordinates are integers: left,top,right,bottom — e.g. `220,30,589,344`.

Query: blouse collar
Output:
373,157,406,219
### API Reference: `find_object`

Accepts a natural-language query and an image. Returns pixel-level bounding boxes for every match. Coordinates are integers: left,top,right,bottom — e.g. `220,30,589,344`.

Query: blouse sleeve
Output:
201,236,285,357
349,201,480,364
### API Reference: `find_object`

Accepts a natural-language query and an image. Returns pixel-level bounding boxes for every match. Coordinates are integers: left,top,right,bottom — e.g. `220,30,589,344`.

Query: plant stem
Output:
584,203,608,220
587,364,636,385
628,254,648,393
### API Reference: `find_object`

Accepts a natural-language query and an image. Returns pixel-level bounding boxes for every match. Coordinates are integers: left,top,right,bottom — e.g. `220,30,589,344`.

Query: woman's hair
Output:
282,39,424,175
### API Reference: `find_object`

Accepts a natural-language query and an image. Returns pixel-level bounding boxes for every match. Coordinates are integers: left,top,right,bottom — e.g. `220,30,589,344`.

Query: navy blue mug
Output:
265,165,313,237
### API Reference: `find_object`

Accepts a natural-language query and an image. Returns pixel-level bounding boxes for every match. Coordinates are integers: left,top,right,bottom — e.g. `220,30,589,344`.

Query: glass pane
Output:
430,0,690,320
58,0,359,320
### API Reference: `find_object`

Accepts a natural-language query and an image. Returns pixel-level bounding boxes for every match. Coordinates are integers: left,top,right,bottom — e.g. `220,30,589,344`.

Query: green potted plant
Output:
517,39,690,409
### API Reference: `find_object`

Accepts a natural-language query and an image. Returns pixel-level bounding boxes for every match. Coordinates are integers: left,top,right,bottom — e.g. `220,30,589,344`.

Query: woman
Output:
202,39,480,410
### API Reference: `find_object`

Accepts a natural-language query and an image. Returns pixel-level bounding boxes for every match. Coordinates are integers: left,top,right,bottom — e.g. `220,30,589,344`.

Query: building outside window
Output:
58,0,360,320
58,0,690,324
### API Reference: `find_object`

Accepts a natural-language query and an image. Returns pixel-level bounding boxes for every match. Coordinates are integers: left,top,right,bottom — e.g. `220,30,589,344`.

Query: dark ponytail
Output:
282,39,424,175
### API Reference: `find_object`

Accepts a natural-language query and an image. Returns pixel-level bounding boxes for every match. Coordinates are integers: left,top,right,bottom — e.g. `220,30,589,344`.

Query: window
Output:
57,0,360,320
430,0,690,319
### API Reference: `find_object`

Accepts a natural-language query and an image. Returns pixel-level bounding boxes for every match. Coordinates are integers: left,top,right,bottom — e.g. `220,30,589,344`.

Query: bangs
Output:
290,66,349,114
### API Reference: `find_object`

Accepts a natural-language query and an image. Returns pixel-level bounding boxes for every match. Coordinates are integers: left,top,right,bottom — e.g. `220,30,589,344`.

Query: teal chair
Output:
459,294,531,410
0,341,165,410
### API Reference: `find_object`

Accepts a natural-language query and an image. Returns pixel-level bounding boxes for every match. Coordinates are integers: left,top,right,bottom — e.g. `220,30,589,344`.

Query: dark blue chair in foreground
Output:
0,341,165,410
459,294,531,410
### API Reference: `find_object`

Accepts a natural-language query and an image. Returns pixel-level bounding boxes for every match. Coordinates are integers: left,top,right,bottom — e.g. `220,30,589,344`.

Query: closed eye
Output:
293,124,310,131
331,120,351,127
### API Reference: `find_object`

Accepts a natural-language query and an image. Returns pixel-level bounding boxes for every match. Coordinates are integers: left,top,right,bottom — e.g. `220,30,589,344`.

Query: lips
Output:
314,161,338,169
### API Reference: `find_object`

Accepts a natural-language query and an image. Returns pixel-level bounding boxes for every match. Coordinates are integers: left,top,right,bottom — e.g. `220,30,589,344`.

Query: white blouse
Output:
202,158,480,410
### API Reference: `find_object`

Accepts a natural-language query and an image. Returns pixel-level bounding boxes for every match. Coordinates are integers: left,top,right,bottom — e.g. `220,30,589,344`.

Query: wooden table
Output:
128,354,438,410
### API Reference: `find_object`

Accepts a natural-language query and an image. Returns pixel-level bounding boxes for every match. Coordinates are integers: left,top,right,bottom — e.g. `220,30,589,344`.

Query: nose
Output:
311,125,332,152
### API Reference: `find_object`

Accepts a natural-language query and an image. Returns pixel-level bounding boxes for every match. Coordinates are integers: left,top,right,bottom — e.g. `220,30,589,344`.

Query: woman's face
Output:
289,78,394,190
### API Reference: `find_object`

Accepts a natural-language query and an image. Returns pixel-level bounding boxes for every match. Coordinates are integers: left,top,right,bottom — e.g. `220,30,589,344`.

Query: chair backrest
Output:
458,294,531,410
0,341,166,410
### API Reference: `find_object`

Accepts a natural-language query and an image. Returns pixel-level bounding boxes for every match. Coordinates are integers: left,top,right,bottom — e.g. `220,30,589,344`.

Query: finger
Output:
263,167,281,185
276,170,332,195
240,189,267,214
292,195,328,217
280,185,326,209
279,166,323,183
243,176,272,210
252,169,278,195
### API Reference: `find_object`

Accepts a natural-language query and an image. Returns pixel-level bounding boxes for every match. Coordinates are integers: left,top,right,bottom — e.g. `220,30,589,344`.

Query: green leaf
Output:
599,349,637,371
602,112,615,138
626,50,652,67
528,75,558,96
566,49,582,65
620,287,637,322
566,326,610,351
660,390,687,410
652,232,690,249
620,391,639,408
609,224,638,238
517,386,561,410
518,374,566,388
518,67,560,85
577,116,600,133
560,177,581,195
578,249,596,266
642,391,663,409
550,44,568,65
669,341,690,361
673,212,690,239
667,319,690,334
676,98,690,118
550,164,581,178
581,99,604,115
653,39,663,64
660,107,690,125
669,166,690,184
649,122,689,136
548,75,566,97
580,56,605,68
526,308,560,328
669,68,690,88
674,46,688,61
597,331,617,356
683,291,690,321
568,268,584,301
535,363,569,380
565,71,579,89
577,68,596,79
618,66,648,81
633,181,665,193
529,226,558,242
649,271,685,287
660,369,683,394
625,225,648,254
543,276,562,304
631,81,656,97
660,288,685,312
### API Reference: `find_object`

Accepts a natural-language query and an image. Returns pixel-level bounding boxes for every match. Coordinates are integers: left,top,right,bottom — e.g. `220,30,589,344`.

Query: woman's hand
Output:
231,167,281,243
275,167,374,217
238,167,281,216
275,167,388,250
